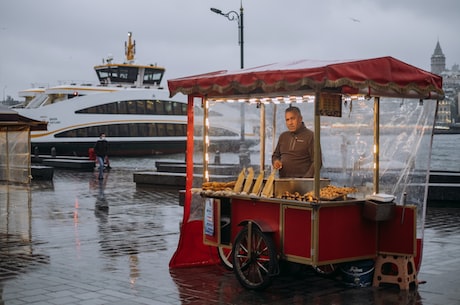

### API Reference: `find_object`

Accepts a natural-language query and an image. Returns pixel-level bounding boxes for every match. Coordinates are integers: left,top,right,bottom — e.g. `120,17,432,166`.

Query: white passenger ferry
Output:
15,33,246,156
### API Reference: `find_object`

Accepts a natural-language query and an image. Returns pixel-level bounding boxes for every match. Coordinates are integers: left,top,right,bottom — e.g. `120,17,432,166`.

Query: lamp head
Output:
210,8,223,15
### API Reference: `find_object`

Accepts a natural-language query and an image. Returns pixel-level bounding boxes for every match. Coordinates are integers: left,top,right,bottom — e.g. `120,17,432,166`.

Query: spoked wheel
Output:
232,223,278,290
217,246,233,270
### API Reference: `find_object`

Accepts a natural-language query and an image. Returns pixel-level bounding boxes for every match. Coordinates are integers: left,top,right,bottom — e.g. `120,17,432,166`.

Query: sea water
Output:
109,133,458,172
431,134,460,171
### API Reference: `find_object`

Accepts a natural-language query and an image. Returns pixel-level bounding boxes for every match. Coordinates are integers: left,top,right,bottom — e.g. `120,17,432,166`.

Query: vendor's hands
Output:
273,160,283,170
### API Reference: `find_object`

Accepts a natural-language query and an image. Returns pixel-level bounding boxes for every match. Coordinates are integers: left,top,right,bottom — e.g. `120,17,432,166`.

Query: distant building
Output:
431,40,460,126
1,96,20,107
431,41,446,75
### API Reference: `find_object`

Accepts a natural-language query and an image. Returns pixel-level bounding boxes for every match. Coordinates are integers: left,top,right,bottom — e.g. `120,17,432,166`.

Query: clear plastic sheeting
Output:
0,183,31,240
0,126,31,184
194,102,260,179
201,98,437,240
314,98,436,240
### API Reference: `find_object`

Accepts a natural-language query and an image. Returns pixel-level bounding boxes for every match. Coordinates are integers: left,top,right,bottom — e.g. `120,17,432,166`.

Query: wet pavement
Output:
1,165,460,305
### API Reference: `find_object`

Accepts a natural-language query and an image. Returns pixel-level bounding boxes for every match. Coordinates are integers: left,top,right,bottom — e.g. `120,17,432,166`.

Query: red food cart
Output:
168,57,443,290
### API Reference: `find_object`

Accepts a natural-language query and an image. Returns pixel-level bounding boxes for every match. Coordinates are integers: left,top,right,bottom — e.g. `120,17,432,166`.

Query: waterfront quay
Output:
1,165,460,305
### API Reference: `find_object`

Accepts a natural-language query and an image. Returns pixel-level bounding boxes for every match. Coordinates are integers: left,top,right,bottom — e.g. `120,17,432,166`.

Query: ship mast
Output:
125,32,136,63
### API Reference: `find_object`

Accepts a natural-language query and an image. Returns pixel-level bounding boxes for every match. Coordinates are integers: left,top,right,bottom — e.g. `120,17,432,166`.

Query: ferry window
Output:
117,101,127,114
69,130,77,137
55,122,186,138
136,101,146,114
87,126,98,137
96,67,122,83
76,128,86,137
166,124,175,136
145,100,154,114
43,95,56,106
144,71,162,81
108,124,118,136
157,123,166,136
127,67,139,81
147,123,157,136
172,102,186,115
106,102,117,114
119,69,129,79
75,100,187,115
118,124,129,137
137,123,148,137
109,70,118,79
154,100,165,115
143,68,164,85
62,130,76,137
126,124,137,137
98,71,109,78
68,93,84,99
100,104,109,114
83,106,97,114
171,102,178,115
76,103,112,114
180,103,187,115
176,124,186,136
131,123,139,136
99,127,108,136
126,101,136,114
164,102,172,115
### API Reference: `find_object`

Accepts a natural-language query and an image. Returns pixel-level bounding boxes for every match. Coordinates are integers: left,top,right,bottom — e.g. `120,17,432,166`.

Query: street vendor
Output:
272,106,321,178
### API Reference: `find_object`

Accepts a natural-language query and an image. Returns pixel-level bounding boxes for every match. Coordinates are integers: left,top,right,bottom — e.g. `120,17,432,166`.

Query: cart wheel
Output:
217,246,233,270
232,224,277,290
313,264,339,276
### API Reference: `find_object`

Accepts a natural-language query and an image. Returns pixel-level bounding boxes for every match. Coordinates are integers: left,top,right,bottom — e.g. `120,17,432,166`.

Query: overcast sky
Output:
1,0,459,100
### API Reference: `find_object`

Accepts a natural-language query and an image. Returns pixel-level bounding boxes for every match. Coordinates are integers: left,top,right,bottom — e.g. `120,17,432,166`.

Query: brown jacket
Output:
272,123,321,178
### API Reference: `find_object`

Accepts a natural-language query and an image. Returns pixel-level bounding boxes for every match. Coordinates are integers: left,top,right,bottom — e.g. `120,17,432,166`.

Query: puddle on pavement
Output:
0,184,50,281
0,233,50,281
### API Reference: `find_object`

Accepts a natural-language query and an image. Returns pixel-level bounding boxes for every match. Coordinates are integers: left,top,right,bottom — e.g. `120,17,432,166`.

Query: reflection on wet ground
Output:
170,264,423,305
0,233,50,281
0,167,460,305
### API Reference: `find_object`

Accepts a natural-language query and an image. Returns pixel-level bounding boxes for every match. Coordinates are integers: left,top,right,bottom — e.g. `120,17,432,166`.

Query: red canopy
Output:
168,56,443,100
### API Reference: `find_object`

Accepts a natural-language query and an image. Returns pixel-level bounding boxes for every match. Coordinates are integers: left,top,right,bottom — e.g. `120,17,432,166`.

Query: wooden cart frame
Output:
203,194,416,289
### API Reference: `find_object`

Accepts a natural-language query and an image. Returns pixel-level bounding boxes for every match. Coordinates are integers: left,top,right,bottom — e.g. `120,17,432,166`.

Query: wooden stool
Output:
373,253,418,290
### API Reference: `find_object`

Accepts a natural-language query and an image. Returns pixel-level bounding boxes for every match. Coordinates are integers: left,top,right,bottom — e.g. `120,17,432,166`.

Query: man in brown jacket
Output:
272,106,321,178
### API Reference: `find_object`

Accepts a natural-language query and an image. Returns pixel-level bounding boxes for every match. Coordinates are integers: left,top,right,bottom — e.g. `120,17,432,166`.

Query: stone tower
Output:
431,40,446,75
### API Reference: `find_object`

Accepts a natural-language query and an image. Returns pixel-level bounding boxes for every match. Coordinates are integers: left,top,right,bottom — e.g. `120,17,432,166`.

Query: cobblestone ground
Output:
1,167,459,305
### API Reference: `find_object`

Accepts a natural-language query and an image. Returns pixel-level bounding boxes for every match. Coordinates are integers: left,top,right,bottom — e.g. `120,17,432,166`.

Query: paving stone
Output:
1,166,460,304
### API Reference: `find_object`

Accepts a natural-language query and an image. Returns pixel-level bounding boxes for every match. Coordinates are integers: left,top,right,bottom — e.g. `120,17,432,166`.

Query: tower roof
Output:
432,40,445,57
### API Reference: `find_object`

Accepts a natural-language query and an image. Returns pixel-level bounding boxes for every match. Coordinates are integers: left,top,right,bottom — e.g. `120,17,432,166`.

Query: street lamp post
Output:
2,86,6,103
211,3,249,167
210,6,244,69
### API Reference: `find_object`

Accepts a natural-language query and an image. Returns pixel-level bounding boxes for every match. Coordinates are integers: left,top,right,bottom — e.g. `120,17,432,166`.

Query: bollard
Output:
239,144,250,168
214,150,221,164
